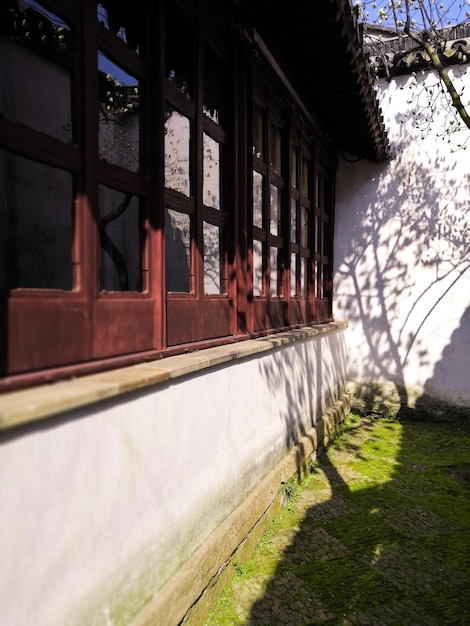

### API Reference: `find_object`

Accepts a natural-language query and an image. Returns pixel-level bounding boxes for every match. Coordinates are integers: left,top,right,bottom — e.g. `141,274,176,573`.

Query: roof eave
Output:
244,0,390,162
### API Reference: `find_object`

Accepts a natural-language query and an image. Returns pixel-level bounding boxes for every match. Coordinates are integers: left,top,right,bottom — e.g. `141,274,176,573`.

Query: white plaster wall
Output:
334,65,470,408
0,330,347,626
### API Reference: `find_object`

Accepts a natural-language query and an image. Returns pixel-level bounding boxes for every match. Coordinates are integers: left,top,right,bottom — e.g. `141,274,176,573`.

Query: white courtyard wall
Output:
335,65,470,411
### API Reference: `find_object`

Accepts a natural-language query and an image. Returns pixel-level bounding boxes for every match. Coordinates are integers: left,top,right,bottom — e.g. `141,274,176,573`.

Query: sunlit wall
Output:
334,64,470,410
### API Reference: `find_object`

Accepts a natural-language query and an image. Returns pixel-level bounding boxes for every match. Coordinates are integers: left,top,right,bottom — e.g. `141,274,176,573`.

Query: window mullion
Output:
194,33,204,297
82,1,100,301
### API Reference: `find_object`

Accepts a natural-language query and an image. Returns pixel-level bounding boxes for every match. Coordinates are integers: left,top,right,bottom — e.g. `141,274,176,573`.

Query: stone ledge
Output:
0,321,348,432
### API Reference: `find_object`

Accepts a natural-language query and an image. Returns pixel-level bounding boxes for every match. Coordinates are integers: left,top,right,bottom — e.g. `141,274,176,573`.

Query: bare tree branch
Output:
359,0,470,133
404,19,470,129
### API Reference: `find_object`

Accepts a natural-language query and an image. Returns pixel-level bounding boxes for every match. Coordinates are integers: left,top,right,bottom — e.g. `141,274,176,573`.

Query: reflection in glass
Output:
270,247,278,297
315,171,322,208
302,157,310,198
271,124,281,174
315,215,321,253
97,2,144,53
203,134,221,209
291,147,298,188
270,185,281,236
0,149,73,290
165,208,191,293
203,45,224,124
0,2,73,142
290,253,297,297
253,171,263,228
253,239,263,297
165,107,191,196
291,198,297,242
301,205,309,247
204,222,223,294
98,54,139,172
165,3,194,99
253,103,264,159
301,258,307,297
99,186,143,292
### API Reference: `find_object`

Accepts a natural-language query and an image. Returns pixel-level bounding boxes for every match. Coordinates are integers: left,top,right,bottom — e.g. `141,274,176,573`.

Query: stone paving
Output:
204,413,470,625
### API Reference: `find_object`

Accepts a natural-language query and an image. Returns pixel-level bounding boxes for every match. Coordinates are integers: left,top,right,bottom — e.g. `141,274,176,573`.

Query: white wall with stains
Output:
0,328,348,626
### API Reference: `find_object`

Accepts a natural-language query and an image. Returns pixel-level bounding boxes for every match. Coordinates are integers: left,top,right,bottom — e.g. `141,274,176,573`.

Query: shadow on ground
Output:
205,411,470,625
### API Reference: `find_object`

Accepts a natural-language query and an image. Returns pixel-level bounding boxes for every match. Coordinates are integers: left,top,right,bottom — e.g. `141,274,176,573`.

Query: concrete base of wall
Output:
131,393,352,626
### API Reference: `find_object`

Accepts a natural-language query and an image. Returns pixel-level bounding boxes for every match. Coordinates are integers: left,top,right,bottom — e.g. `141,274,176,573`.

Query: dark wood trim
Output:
0,119,79,171
96,23,147,80
0,0,337,390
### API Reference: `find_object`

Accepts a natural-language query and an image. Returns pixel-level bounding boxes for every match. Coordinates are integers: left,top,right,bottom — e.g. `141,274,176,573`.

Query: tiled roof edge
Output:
365,25,470,78
333,0,391,161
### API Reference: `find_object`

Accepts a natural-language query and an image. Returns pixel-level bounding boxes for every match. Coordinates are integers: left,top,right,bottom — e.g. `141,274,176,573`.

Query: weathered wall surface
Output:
0,327,348,626
334,65,470,412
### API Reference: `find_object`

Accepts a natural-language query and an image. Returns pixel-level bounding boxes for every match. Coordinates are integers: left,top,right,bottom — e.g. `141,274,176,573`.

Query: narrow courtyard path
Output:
204,412,470,625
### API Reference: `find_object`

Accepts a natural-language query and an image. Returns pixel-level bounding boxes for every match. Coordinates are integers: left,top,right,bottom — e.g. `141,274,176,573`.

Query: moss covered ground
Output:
204,413,470,625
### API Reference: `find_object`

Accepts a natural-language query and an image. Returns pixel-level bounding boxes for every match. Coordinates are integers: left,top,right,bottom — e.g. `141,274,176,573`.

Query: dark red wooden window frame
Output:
163,3,234,348
0,0,335,393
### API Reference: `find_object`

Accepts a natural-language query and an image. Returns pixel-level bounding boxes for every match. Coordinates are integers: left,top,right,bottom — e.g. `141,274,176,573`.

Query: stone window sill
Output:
0,322,347,432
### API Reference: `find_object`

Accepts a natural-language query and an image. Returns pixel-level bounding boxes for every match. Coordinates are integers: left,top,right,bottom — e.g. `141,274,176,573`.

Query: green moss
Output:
204,412,470,625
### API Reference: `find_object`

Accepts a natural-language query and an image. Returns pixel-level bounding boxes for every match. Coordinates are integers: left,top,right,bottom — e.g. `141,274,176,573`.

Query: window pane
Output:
204,222,223,294
165,208,191,293
291,198,297,242
301,205,309,247
203,45,224,124
165,107,191,196
270,246,278,297
165,3,194,99
290,253,297,297
98,55,140,173
0,2,73,143
253,239,263,297
253,103,264,160
291,147,298,188
270,185,281,236
301,257,307,297
99,186,143,292
203,134,221,210
270,124,281,174
253,171,263,228
315,216,322,254
302,157,310,198
0,149,73,290
97,1,146,54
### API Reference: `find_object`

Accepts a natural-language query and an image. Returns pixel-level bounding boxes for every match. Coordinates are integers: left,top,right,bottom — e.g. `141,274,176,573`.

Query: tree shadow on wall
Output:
256,325,348,474
334,134,470,414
